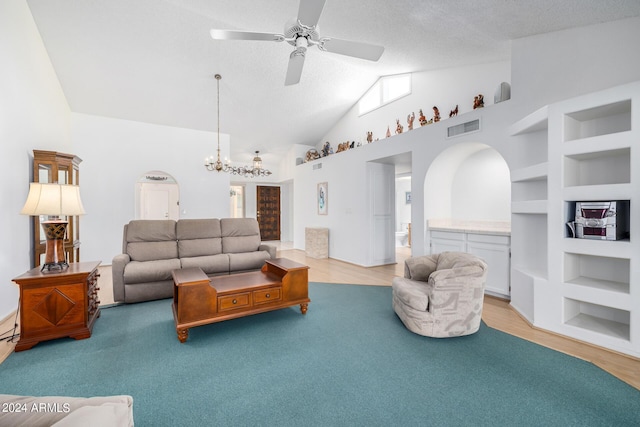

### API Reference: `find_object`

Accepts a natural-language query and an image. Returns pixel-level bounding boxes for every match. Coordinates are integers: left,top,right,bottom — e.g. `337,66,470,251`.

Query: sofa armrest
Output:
404,255,438,281
259,243,277,259
111,254,131,303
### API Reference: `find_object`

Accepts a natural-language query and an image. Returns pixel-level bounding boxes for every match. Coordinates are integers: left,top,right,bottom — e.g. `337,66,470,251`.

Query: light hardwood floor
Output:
2,245,638,391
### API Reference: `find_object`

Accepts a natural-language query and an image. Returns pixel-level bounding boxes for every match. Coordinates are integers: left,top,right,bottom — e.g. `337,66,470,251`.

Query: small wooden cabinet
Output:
12,261,101,351
31,150,82,268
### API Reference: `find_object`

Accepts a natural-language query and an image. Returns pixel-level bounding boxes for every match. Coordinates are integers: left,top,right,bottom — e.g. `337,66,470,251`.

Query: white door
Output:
138,182,180,220
367,162,395,266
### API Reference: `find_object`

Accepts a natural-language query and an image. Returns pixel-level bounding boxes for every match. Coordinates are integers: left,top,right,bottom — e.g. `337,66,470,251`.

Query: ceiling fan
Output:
210,0,385,86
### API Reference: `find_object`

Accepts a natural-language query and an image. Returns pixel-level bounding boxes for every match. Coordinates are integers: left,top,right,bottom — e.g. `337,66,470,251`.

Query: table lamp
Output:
20,183,85,271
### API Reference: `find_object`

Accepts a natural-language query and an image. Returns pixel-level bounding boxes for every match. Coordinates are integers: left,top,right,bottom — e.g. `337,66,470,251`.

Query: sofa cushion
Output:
125,220,177,262
123,259,181,283
220,218,261,253
126,219,176,242
228,251,271,272
177,219,223,258
127,241,178,262
181,254,230,275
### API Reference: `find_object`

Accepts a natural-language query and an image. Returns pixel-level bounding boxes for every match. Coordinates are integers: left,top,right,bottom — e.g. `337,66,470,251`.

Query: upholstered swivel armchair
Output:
392,252,488,338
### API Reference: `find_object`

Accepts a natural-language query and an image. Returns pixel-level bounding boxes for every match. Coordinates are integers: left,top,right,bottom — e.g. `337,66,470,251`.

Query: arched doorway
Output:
135,171,180,220
423,142,511,298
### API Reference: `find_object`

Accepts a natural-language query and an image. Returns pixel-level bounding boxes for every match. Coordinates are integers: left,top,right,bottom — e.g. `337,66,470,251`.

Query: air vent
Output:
447,119,480,138
313,163,322,170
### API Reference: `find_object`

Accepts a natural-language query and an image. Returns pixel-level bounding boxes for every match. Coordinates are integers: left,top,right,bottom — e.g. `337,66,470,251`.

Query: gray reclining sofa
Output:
112,218,276,303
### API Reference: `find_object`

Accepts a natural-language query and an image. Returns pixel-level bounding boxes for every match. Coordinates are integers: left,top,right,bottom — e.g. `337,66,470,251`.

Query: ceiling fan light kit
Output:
210,0,384,85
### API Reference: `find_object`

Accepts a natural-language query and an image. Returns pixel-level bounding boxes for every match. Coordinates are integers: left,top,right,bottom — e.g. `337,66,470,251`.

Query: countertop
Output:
428,219,511,236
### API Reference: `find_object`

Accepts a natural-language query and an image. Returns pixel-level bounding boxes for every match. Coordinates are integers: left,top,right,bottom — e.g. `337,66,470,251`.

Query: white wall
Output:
451,148,511,221
321,61,511,148
71,113,231,264
511,17,640,112
0,0,73,320
294,102,514,264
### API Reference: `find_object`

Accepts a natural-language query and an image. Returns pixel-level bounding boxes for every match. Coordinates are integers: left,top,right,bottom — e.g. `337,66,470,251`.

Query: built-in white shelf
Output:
563,147,630,187
562,183,631,201
565,312,630,342
563,252,629,294
562,238,632,259
511,162,548,182
562,131,632,157
511,200,547,214
510,105,549,136
565,277,629,295
564,296,631,342
563,99,631,142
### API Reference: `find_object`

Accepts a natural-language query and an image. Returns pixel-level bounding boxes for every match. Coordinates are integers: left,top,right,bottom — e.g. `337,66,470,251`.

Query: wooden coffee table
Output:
171,258,310,343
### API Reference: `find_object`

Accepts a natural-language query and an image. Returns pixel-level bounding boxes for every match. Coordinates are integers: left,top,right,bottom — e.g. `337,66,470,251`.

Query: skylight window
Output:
359,73,412,116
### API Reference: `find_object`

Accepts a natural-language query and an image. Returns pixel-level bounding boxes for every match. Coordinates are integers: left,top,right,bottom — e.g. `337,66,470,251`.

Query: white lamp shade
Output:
20,183,86,216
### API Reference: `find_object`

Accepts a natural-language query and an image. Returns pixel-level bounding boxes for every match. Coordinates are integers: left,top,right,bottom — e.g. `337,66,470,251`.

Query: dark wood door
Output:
257,186,281,241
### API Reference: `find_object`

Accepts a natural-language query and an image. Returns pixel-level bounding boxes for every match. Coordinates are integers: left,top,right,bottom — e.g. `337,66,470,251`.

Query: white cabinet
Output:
429,229,511,298
430,230,466,253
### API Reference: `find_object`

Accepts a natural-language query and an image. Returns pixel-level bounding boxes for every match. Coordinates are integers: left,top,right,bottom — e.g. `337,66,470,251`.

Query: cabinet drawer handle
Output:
232,299,237,304
265,293,270,298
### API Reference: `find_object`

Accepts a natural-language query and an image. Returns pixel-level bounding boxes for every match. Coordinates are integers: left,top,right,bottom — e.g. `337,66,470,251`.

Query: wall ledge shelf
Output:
512,265,547,281
511,200,547,214
511,163,548,182
510,105,549,136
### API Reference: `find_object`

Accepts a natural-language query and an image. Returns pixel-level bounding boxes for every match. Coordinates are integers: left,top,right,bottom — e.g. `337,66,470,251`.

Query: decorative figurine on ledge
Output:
336,142,349,153
449,105,459,117
473,94,484,109
321,141,333,157
305,148,320,162
407,112,415,130
419,109,428,126
386,126,391,138
396,119,404,134
433,106,441,123
349,141,355,149
366,131,373,143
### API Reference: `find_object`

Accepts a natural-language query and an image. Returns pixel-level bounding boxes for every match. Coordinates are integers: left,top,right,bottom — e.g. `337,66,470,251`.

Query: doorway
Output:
256,185,280,241
230,185,245,218
135,171,180,220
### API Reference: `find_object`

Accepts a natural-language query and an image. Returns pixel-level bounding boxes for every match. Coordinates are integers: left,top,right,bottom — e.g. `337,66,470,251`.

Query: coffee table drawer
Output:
253,287,282,305
218,292,250,311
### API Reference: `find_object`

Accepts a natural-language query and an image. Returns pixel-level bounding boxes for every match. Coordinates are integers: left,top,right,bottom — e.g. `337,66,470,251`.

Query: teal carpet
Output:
1,283,639,426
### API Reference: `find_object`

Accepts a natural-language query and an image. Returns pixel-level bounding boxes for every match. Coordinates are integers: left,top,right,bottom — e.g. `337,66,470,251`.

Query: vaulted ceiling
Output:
27,0,640,166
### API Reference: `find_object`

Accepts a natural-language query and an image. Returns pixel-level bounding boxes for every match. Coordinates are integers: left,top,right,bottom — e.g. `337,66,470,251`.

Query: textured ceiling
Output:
26,0,640,166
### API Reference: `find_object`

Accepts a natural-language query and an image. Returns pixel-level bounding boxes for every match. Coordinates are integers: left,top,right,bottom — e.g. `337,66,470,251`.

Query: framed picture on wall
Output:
405,191,412,204
317,182,328,215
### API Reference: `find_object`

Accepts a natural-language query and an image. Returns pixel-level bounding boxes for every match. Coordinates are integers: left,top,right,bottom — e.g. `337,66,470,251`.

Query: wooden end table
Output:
11,261,101,351
172,258,310,343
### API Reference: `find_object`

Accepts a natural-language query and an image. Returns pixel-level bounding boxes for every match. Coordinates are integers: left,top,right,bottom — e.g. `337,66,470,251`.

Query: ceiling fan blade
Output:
297,0,326,27
210,29,284,42
320,38,384,61
285,52,306,86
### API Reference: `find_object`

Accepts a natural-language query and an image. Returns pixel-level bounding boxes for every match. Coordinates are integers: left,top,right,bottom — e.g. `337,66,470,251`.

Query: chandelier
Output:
204,74,272,178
